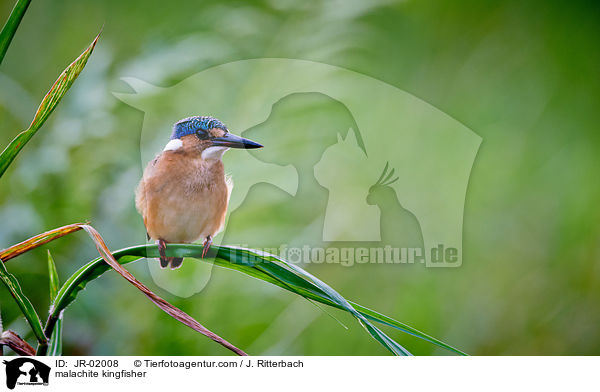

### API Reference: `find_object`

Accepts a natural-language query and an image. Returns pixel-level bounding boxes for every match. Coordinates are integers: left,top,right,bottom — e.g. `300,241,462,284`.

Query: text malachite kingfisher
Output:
135,116,263,269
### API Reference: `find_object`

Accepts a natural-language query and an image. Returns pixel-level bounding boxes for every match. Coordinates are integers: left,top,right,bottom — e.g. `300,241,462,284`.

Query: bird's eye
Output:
196,131,210,140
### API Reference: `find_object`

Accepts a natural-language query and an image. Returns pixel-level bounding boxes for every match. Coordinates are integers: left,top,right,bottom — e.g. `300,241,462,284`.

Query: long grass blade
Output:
214,247,411,355
212,258,466,355
348,303,467,355
0,0,31,64
45,243,465,355
46,250,62,355
0,31,99,178
210,251,465,355
0,258,47,348
217,247,410,355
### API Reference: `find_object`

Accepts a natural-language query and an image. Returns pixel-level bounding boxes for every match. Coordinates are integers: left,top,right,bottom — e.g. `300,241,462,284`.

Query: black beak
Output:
211,133,263,149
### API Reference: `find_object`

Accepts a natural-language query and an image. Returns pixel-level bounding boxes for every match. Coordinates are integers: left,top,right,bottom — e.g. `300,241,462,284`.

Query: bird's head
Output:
366,162,399,206
165,116,263,160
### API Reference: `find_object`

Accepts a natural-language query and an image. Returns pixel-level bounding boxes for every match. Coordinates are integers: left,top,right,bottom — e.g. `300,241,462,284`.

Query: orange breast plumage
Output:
135,135,230,244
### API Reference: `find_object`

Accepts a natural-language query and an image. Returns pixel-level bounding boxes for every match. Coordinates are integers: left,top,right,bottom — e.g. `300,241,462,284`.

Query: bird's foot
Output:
157,239,184,269
157,239,169,269
202,235,212,258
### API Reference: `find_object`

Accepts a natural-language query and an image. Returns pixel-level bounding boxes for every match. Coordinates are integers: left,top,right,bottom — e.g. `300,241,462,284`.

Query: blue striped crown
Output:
171,116,228,140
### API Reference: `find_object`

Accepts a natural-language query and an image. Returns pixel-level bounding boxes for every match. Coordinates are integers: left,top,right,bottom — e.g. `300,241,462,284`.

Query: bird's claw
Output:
157,239,167,258
157,239,169,268
202,236,212,258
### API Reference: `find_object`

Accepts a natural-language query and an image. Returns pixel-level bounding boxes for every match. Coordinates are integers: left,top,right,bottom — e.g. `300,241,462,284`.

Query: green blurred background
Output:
0,0,599,355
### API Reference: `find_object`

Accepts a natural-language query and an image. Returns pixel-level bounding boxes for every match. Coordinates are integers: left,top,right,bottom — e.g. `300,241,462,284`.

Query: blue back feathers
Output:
171,116,228,140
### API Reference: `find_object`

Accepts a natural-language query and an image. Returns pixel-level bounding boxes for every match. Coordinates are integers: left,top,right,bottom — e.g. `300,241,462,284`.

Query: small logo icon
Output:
3,358,50,389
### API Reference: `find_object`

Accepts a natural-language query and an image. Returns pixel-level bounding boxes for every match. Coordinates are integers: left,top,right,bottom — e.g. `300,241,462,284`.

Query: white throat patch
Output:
202,146,230,160
163,139,183,151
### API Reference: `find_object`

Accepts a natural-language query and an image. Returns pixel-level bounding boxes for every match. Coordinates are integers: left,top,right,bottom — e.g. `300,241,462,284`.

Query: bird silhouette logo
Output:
3,358,51,389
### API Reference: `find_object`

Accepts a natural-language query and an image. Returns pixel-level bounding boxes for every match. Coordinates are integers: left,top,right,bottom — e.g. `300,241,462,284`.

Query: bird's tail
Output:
159,256,184,269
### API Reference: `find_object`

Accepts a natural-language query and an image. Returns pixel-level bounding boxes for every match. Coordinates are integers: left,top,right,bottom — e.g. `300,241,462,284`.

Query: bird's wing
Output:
135,154,161,217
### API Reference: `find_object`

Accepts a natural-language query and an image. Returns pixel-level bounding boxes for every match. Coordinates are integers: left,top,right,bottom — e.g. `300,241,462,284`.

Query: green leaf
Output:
46,250,62,356
0,258,47,347
47,317,62,356
47,244,466,355
0,31,100,178
47,250,59,301
0,0,31,65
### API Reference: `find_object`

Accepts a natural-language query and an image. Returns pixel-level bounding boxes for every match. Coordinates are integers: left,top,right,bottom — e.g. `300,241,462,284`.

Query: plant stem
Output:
36,341,48,356
0,0,31,65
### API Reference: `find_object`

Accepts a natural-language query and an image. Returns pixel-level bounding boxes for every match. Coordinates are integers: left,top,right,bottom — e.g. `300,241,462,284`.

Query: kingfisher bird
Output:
135,116,263,269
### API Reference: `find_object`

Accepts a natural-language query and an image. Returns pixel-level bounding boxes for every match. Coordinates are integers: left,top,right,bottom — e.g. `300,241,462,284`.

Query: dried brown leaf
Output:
1,222,247,355
79,225,247,356
0,223,84,263
0,330,35,356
